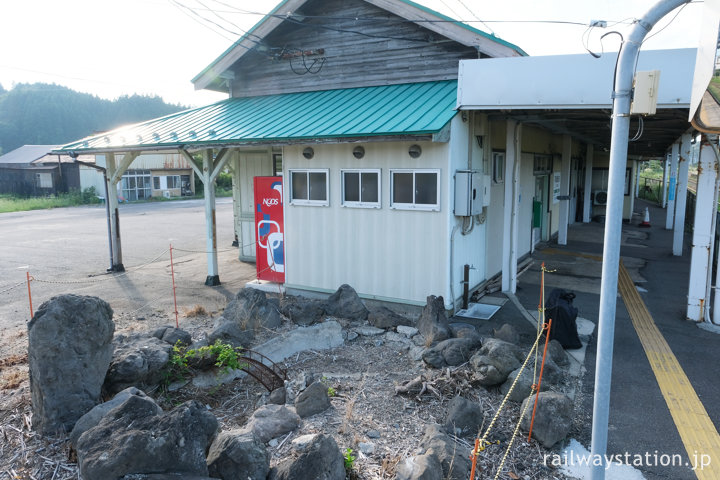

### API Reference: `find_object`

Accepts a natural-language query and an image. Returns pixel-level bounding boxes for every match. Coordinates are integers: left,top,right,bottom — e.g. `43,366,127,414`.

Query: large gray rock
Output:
70,387,161,448
222,288,283,332
422,337,482,369
269,433,345,480
77,396,218,480
153,326,192,346
417,296,451,345
246,404,300,443
121,475,219,480
500,367,548,403
206,429,269,480
295,381,331,418
368,306,412,329
207,321,255,349
492,323,520,345
325,284,368,321
548,339,570,367
520,392,573,448
469,338,526,386
419,424,471,480
104,334,173,395
28,294,114,435
443,396,484,438
396,454,443,480
279,296,326,326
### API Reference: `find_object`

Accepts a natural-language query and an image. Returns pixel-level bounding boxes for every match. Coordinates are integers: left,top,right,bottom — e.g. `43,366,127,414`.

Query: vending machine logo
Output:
254,178,285,283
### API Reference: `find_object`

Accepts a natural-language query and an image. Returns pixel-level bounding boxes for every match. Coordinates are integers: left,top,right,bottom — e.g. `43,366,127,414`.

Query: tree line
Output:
0,83,186,155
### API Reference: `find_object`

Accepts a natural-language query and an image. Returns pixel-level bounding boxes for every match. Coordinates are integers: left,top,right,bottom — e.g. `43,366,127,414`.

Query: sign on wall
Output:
253,176,285,283
552,172,561,204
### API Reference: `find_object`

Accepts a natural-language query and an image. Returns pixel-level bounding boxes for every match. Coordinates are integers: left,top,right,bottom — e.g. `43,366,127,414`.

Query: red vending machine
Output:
253,176,285,283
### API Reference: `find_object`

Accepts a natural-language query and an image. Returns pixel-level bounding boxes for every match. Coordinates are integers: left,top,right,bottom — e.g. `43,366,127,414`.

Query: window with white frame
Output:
35,172,52,189
390,169,440,211
492,152,505,184
289,169,329,206
341,169,380,208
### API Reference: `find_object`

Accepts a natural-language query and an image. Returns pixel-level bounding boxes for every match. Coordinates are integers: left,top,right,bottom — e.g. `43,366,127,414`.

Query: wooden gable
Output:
195,0,523,98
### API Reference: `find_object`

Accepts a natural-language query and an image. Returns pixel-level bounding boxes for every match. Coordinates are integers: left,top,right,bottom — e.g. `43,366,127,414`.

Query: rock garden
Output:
0,284,582,480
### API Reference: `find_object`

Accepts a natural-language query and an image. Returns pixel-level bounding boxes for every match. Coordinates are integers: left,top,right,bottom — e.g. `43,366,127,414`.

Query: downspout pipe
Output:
590,1,690,479
73,157,115,272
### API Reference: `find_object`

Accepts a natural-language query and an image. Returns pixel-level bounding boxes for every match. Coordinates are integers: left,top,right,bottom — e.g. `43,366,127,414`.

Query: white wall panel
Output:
448,114,486,307
284,141,450,306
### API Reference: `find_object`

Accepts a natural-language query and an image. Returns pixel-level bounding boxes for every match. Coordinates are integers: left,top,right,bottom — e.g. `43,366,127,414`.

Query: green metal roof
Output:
57,81,458,153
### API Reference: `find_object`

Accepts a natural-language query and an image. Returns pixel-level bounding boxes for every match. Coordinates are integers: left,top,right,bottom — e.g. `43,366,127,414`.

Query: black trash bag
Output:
545,288,582,349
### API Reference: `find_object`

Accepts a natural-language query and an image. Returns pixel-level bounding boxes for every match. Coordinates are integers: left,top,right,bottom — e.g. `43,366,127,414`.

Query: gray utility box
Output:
454,170,484,217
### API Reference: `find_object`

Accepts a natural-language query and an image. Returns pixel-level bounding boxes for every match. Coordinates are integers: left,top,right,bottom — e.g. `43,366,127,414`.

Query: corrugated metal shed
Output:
56,81,458,154
0,145,60,165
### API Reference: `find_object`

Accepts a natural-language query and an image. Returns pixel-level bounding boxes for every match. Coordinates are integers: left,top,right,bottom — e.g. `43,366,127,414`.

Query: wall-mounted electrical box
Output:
631,70,660,115
454,170,484,216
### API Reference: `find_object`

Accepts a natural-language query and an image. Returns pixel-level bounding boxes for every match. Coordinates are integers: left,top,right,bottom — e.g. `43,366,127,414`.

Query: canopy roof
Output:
56,80,458,154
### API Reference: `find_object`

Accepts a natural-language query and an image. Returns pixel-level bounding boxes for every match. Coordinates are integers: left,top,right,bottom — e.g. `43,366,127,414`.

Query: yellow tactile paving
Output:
618,261,720,479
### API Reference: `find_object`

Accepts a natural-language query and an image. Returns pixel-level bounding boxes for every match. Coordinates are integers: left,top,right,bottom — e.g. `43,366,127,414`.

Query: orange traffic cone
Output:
640,207,651,228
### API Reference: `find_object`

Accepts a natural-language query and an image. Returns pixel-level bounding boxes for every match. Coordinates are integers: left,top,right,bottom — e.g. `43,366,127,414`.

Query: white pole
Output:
673,134,692,256
583,144,594,223
665,142,680,229
502,119,521,292
105,153,124,271
687,136,718,321
590,2,690,479
558,135,572,245
203,149,220,286
661,153,669,207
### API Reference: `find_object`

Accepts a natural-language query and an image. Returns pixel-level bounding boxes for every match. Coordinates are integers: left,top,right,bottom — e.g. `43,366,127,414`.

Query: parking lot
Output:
0,198,257,357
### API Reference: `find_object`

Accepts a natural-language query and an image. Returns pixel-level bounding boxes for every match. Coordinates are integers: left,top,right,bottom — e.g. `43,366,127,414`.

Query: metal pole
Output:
665,142,680,229
203,149,220,286
583,144,594,223
687,137,719,321
170,244,179,328
661,153,669,207
591,2,690,478
673,133,692,256
73,158,114,270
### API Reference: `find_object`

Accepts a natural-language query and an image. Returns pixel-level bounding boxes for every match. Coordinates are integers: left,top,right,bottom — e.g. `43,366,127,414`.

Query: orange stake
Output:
469,438,479,480
528,318,552,442
26,271,33,318
169,244,179,328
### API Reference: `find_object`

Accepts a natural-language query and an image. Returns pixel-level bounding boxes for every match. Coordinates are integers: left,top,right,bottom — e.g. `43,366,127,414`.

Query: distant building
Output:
0,145,85,196
0,145,194,199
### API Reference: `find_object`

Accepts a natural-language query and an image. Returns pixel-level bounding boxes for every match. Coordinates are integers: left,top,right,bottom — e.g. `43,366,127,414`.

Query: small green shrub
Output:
344,448,355,471
162,340,246,387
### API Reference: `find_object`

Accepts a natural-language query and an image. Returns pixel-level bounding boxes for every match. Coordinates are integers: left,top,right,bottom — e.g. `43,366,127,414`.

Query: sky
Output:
0,0,705,107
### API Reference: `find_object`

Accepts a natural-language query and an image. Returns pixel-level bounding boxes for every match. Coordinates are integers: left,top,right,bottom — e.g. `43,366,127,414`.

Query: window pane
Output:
128,177,136,189
291,171,308,200
361,172,378,203
415,172,437,205
344,172,360,202
309,172,327,201
153,177,160,189
144,176,152,188
393,172,413,204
